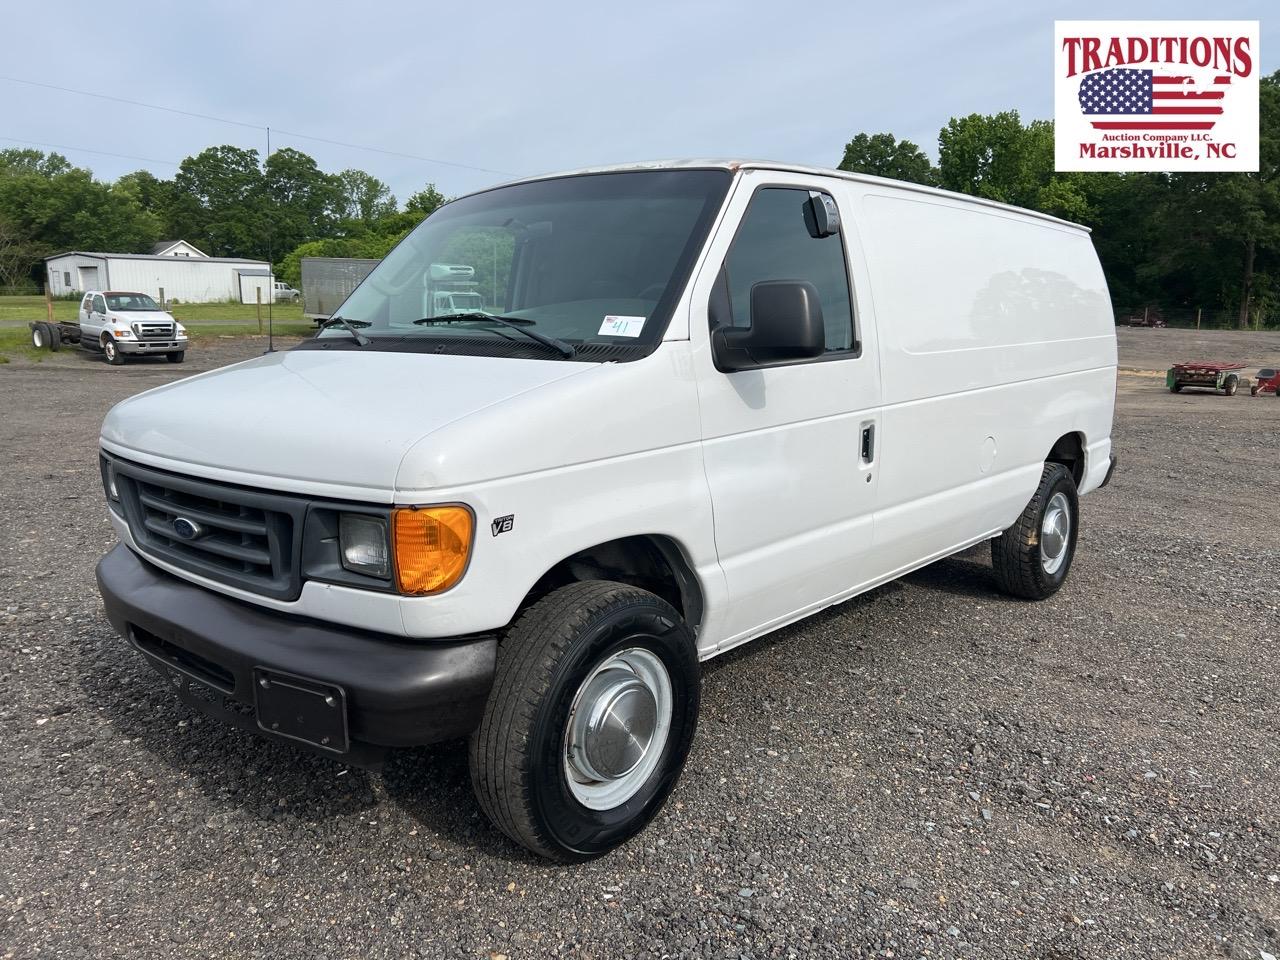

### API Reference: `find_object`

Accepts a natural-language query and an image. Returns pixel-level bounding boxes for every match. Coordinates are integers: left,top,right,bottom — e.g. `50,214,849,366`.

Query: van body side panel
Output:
856,189,1115,575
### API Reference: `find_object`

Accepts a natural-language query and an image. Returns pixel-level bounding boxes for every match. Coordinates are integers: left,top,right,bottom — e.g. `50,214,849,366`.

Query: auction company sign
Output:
1054,21,1259,172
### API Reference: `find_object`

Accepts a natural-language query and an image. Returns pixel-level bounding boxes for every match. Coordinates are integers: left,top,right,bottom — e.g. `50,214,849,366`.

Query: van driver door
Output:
690,172,882,650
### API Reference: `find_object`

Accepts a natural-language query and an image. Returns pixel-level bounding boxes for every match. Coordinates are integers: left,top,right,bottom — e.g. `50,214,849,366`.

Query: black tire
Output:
1170,382,1182,393
991,462,1079,601
166,351,185,364
31,323,49,350
48,326,61,351
103,336,125,365
1252,384,1260,396
469,581,700,862
1223,375,1238,397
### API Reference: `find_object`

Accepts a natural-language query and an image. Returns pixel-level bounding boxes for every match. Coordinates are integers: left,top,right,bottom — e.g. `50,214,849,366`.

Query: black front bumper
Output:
96,544,496,765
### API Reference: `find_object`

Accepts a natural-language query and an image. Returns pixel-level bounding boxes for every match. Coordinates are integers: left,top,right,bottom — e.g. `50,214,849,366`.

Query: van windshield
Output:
318,169,731,359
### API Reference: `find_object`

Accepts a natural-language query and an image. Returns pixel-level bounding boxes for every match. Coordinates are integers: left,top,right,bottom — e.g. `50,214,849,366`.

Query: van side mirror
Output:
711,279,826,372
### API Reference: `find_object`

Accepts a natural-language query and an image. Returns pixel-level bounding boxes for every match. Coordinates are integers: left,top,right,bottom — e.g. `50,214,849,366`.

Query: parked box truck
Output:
300,257,379,324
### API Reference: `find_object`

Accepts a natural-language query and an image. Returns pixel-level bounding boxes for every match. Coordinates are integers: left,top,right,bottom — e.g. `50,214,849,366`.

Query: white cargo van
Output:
95,161,1117,861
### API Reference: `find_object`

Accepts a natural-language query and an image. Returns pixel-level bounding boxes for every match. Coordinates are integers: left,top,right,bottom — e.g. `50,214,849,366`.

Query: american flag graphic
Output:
1078,68,1230,130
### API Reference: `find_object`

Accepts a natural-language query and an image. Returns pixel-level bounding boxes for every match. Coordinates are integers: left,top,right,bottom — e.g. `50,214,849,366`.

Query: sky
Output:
2,1,1274,203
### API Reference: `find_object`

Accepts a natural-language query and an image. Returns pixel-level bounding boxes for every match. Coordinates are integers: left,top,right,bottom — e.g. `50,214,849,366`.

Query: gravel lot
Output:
1,331,1278,959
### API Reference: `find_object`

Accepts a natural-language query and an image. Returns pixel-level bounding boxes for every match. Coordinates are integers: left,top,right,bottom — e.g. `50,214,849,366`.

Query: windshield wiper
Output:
413,312,575,358
316,315,371,346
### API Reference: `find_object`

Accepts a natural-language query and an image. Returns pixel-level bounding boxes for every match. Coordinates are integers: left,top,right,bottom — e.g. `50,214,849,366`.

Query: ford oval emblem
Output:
172,517,203,541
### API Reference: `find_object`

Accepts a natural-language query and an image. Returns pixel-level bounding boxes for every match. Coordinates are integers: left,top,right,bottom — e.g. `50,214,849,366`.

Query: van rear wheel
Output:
469,581,699,862
991,462,1079,600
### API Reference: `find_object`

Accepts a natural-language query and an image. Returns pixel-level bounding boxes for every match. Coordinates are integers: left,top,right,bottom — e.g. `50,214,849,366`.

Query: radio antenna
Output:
265,125,275,354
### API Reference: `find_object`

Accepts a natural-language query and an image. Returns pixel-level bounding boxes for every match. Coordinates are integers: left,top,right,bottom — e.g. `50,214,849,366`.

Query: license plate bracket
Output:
253,668,349,754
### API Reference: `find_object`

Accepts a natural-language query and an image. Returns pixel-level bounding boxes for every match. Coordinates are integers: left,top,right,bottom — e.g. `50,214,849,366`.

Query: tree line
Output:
838,70,1279,329
1,69,1276,327
0,145,446,291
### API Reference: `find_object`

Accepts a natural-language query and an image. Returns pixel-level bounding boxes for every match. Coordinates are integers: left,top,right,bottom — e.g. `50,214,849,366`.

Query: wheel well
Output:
520,536,704,632
1047,432,1085,487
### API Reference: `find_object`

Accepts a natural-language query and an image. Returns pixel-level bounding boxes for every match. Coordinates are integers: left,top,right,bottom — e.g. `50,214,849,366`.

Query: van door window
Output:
82,295,93,314
93,294,107,314
722,187,856,354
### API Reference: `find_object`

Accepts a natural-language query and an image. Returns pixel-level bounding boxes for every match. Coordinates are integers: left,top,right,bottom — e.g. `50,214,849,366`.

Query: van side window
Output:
723,187,855,354
93,294,107,314
82,295,93,313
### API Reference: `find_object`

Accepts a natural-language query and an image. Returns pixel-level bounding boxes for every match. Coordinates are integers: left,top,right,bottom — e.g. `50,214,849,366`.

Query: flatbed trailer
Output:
1166,360,1248,396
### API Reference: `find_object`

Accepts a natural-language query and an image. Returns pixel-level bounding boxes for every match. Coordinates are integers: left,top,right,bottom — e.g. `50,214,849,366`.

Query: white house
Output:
44,242,275,304
150,239,209,258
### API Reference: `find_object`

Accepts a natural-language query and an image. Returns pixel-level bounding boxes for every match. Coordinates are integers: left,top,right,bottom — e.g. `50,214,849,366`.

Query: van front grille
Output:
112,459,305,600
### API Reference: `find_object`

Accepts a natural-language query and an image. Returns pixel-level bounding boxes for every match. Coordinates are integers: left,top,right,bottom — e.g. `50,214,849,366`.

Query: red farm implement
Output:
1250,367,1280,397
1166,361,1248,396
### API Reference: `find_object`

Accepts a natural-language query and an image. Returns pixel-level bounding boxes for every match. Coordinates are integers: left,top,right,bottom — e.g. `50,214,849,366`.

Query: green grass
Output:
171,301,306,324
0,326,49,361
0,313,315,362
186,322,314,338
0,295,306,325
0,296,78,323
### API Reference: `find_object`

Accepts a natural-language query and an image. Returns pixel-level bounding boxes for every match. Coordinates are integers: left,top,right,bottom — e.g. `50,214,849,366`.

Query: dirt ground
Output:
1116,326,1280,374
0,330,1277,959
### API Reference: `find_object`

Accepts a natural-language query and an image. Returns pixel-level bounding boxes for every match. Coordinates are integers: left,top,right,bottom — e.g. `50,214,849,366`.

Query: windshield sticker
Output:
598,315,646,338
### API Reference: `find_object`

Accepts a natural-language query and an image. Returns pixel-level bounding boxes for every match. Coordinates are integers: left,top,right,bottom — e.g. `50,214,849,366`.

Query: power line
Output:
270,126,511,174
0,74,514,176
0,135,180,167
0,75,264,130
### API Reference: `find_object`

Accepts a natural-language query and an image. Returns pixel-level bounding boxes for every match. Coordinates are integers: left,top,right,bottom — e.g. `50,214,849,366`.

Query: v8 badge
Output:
491,514,514,537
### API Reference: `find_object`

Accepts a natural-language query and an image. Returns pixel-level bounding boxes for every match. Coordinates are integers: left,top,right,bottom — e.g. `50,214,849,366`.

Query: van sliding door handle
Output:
861,424,875,463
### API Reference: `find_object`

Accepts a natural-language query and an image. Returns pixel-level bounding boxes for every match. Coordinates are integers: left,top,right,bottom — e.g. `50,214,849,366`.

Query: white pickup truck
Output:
77,290,188,364
95,160,1117,861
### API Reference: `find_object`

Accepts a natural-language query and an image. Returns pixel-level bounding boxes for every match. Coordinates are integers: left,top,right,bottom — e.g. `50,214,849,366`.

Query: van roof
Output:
481,159,1091,234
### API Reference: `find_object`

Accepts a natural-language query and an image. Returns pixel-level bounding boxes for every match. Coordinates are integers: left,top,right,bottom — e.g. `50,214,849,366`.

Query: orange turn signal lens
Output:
392,505,473,595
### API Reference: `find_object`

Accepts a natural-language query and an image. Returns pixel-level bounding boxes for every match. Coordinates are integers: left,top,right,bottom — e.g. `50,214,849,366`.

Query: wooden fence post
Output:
44,284,53,324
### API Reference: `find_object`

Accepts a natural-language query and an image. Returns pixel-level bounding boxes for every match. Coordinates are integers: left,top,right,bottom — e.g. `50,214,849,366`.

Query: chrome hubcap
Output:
565,647,671,810
1040,492,1071,575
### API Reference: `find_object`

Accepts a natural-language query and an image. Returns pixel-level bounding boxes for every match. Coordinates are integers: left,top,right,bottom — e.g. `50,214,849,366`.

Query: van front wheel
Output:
469,581,700,862
991,462,1079,600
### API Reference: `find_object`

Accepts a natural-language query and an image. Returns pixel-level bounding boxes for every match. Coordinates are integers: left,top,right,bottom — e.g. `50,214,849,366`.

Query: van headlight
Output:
338,514,391,579
175,323,187,337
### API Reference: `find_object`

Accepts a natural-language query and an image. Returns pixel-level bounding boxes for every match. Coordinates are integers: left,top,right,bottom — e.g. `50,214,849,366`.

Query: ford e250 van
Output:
95,161,1118,861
